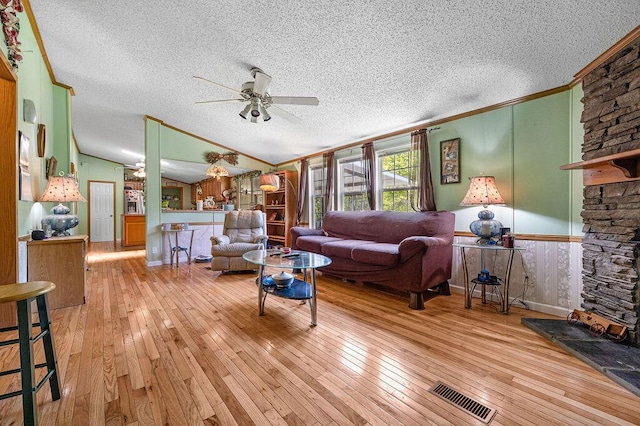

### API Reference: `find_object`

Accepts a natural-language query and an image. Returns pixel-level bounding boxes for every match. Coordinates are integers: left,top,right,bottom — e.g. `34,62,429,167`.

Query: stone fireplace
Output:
580,36,640,346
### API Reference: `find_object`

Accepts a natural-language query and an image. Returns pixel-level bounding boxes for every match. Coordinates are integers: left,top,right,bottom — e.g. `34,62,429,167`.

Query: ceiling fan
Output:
194,67,319,123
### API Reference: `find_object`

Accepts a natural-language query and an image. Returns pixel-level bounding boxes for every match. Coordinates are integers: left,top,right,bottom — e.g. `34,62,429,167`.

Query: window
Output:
378,149,417,212
236,175,262,210
309,165,326,229
338,157,369,211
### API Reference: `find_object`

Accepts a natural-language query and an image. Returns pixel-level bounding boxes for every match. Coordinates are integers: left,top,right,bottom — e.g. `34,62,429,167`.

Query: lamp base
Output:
41,203,79,237
469,208,502,244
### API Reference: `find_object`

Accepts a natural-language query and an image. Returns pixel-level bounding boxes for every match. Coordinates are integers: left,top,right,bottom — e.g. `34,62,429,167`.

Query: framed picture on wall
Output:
19,131,34,201
46,156,57,179
440,138,460,184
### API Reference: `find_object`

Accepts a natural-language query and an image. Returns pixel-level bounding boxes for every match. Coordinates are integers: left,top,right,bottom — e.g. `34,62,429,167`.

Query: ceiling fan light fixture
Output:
239,103,251,119
260,105,271,121
250,98,260,118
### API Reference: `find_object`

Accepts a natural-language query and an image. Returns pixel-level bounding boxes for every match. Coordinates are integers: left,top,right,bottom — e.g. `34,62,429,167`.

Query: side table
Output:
453,243,525,314
163,229,195,267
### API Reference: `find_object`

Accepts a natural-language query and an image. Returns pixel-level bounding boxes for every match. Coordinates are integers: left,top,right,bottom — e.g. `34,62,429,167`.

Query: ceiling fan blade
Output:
270,96,319,106
195,99,246,105
193,76,247,98
269,105,302,124
253,71,272,96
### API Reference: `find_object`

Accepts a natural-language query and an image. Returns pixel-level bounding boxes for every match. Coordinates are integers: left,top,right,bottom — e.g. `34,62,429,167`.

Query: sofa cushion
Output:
351,243,399,267
320,240,376,259
322,210,451,244
211,242,262,257
295,235,342,253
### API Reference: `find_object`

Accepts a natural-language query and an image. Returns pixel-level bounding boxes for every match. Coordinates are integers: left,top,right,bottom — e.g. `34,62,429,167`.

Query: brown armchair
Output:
211,210,267,272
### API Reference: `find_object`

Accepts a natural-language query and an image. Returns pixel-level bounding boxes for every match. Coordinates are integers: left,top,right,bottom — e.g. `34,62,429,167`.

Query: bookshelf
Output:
263,170,298,247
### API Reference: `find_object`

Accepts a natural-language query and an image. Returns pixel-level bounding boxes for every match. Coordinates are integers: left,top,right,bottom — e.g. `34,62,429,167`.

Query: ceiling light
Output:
250,99,260,118
206,164,229,180
239,104,251,119
260,105,271,121
133,168,146,178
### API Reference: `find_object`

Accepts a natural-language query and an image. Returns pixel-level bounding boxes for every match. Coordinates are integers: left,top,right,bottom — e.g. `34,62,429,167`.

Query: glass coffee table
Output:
243,249,331,326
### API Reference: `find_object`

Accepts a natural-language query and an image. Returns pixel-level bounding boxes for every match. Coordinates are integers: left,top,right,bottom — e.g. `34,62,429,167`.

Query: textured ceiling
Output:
28,1,640,183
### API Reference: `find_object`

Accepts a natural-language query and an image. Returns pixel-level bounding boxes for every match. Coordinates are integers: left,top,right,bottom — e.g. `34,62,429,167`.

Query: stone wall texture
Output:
581,37,640,345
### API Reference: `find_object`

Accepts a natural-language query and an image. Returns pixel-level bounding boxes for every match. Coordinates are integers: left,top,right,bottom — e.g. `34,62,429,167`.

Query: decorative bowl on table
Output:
271,271,294,288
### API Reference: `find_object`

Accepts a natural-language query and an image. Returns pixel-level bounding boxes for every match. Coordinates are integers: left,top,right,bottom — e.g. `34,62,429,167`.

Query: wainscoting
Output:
450,236,583,317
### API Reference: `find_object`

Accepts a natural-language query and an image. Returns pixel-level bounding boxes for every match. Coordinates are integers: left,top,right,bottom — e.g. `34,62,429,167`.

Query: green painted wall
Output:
158,125,270,171
570,85,585,236
426,91,574,235
13,8,73,237
145,119,163,263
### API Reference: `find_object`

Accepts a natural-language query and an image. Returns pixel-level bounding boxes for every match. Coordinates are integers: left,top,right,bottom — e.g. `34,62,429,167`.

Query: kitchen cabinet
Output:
122,214,146,247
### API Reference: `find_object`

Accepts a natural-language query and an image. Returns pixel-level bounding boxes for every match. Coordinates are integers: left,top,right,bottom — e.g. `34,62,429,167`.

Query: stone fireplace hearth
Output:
580,36,640,346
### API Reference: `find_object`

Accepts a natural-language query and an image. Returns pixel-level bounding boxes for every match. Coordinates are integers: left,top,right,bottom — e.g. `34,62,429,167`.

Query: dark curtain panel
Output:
296,158,308,225
362,142,376,210
410,129,437,211
322,151,335,215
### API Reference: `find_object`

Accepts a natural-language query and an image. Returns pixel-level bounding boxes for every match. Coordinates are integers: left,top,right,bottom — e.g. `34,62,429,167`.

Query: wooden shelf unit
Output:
264,170,298,247
27,235,88,310
560,148,640,186
161,186,183,210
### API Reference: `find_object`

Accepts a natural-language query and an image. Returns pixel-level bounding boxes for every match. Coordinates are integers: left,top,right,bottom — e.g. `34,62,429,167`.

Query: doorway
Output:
89,181,115,242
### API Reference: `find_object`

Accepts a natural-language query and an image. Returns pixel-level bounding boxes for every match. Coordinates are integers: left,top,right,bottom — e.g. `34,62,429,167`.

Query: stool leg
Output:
36,294,61,401
17,299,37,426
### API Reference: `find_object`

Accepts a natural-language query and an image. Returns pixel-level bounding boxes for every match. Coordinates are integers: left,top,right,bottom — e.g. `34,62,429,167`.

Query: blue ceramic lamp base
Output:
469,208,502,245
41,203,79,237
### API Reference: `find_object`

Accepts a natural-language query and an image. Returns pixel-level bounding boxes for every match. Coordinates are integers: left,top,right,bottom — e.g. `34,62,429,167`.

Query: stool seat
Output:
0,281,60,426
0,281,56,304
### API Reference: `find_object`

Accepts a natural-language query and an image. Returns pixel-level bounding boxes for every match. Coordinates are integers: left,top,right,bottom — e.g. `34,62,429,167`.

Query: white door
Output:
90,181,115,242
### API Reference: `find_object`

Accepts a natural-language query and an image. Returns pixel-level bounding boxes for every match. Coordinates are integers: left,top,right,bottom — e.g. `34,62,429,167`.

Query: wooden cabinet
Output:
27,235,87,310
122,214,146,247
161,186,183,210
191,176,231,206
264,170,298,247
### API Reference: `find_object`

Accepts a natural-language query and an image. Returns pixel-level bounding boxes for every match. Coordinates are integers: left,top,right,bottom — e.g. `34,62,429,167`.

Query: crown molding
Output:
144,115,274,167
22,0,75,96
571,25,640,85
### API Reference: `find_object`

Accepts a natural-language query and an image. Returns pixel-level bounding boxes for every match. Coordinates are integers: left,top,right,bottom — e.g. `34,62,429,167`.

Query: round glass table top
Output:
243,249,331,269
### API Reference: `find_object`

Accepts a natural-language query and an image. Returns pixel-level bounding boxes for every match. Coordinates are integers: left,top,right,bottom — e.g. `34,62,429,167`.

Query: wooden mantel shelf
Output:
560,148,640,186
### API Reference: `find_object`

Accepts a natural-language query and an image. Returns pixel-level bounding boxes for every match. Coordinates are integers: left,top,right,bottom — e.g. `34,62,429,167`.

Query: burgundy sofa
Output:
290,210,455,309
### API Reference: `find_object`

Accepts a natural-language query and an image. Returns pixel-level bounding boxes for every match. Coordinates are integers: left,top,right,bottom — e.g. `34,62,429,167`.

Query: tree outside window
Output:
338,157,369,211
310,165,326,228
379,150,417,212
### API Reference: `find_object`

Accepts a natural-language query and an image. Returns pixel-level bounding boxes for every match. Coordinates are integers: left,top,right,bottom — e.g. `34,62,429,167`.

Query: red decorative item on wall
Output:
0,0,23,71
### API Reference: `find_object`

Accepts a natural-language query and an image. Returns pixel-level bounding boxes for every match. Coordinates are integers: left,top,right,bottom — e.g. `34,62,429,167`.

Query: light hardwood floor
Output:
1,242,639,425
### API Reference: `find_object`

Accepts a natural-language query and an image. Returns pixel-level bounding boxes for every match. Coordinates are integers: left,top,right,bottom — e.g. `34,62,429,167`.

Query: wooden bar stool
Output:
0,281,61,426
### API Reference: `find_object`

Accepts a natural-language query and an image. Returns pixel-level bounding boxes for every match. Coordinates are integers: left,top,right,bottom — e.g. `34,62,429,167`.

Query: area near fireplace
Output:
578,36,640,346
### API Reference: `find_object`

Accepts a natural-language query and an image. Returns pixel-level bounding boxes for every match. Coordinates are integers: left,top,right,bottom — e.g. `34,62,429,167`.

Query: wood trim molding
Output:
22,0,75,96
455,231,581,243
277,85,570,167
144,115,273,167
572,25,640,85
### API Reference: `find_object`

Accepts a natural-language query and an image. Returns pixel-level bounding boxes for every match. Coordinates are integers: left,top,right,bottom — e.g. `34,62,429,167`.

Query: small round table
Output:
163,229,195,267
243,249,331,326
453,243,525,314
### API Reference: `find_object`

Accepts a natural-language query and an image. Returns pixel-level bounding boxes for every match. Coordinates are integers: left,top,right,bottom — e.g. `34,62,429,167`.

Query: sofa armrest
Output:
254,235,268,244
398,236,450,260
290,227,324,249
211,235,230,246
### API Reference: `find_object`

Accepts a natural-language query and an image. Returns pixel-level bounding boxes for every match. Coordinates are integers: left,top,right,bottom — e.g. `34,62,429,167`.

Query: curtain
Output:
322,151,335,215
409,129,437,211
296,158,308,225
362,142,376,210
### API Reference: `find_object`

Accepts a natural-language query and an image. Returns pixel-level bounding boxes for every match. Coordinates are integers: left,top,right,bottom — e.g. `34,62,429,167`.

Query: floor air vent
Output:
429,381,497,424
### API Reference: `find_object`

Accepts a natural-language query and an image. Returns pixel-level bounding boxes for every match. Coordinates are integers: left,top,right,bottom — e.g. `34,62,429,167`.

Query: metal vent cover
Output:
429,381,497,424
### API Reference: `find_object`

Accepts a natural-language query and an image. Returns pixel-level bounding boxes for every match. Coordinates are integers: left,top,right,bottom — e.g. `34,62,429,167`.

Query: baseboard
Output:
450,284,572,318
